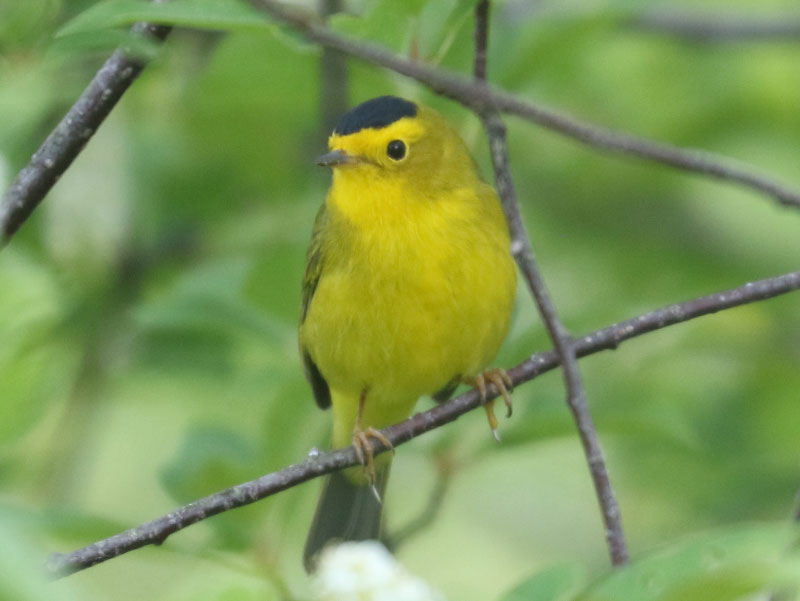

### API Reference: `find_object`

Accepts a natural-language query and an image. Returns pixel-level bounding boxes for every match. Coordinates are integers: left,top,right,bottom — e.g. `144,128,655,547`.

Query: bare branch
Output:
474,0,628,566
17,0,797,580
245,0,800,210
0,3,172,247
631,10,800,42
472,0,490,83
318,0,349,138
5,2,798,249
46,269,800,578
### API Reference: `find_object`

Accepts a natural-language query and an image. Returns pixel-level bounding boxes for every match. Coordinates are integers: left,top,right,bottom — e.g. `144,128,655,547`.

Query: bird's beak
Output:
315,149,356,167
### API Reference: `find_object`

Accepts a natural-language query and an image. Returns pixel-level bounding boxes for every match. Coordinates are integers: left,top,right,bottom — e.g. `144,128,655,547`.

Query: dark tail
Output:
303,463,390,572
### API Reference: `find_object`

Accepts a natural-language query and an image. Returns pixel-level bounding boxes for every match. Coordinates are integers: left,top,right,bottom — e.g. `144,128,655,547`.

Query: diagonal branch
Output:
46,269,800,578
246,0,800,211
0,1,172,247
631,10,800,42
474,0,628,566
4,2,798,249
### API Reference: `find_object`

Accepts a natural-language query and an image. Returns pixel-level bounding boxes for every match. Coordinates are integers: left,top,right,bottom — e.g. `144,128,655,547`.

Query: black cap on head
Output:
333,96,417,136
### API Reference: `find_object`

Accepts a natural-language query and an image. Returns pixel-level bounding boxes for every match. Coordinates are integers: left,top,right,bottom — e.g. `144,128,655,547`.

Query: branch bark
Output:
317,0,349,138
245,0,800,211
631,10,800,42
0,2,172,247
47,269,800,578
474,0,628,567
5,1,798,249
12,0,795,581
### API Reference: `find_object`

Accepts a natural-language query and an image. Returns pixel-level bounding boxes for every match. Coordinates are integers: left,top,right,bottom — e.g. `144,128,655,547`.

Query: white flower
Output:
313,541,446,601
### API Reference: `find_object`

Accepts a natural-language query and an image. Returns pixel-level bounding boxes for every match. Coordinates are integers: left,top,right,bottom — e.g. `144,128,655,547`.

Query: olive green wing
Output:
300,203,331,410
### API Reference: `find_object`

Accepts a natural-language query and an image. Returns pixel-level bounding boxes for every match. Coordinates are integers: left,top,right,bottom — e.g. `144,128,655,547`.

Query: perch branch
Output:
245,0,800,210
47,269,800,578
474,0,628,566
0,1,172,246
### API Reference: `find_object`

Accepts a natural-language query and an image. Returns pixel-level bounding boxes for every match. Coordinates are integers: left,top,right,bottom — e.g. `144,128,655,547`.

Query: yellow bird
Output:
300,96,516,570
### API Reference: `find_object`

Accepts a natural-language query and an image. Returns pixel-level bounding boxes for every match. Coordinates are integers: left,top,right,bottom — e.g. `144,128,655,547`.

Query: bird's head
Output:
317,96,477,193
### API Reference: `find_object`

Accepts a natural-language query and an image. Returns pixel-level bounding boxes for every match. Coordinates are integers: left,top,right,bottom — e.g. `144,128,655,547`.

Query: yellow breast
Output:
300,164,516,438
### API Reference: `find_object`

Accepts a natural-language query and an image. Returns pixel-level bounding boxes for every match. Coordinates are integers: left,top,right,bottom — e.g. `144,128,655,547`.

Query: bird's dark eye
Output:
386,140,406,160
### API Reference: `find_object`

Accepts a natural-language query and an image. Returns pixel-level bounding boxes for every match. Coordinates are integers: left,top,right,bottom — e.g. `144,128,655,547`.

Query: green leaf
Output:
161,425,257,502
578,524,800,601
160,425,258,549
47,27,161,58
135,258,290,341
58,0,272,37
417,0,477,63
0,507,79,601
329,0,431,50
133,258,293,376
0,253,73,444
500,562,587,601
42,507,129,546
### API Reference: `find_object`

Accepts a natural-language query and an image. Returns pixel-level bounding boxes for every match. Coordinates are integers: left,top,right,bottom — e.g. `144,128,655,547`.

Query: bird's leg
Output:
466,368,514,442
352,388,395,491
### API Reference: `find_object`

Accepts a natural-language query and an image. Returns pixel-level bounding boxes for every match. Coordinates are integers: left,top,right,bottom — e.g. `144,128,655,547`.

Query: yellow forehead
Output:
327,117,426,156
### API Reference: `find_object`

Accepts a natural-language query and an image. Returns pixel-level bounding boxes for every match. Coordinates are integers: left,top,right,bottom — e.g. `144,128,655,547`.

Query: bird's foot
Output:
469,368,513,442
352,426,395,493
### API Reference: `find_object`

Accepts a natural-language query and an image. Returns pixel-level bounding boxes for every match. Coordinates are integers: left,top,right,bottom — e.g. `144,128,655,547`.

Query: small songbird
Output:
300,96,516,571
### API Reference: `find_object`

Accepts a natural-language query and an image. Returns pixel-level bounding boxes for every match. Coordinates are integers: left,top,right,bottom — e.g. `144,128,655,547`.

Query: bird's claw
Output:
470,369,514,442
352,426,394,487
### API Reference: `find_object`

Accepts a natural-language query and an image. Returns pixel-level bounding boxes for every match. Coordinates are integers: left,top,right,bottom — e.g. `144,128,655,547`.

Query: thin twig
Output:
631,10,800,42
245,0,800,210
5,3,798,247
46,269,800,578
473,1,489,82
318,0,349,138
0,2,172,247
474,0,628,566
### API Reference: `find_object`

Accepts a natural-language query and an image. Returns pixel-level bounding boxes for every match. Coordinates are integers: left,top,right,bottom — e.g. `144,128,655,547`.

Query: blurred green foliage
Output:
1,0,799,599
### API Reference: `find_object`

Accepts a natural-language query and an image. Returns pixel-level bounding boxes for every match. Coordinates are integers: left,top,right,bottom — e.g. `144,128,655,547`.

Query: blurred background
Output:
1,0,799,599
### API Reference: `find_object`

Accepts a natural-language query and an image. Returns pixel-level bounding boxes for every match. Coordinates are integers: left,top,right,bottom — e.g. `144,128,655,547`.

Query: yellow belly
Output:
300,192,516,448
